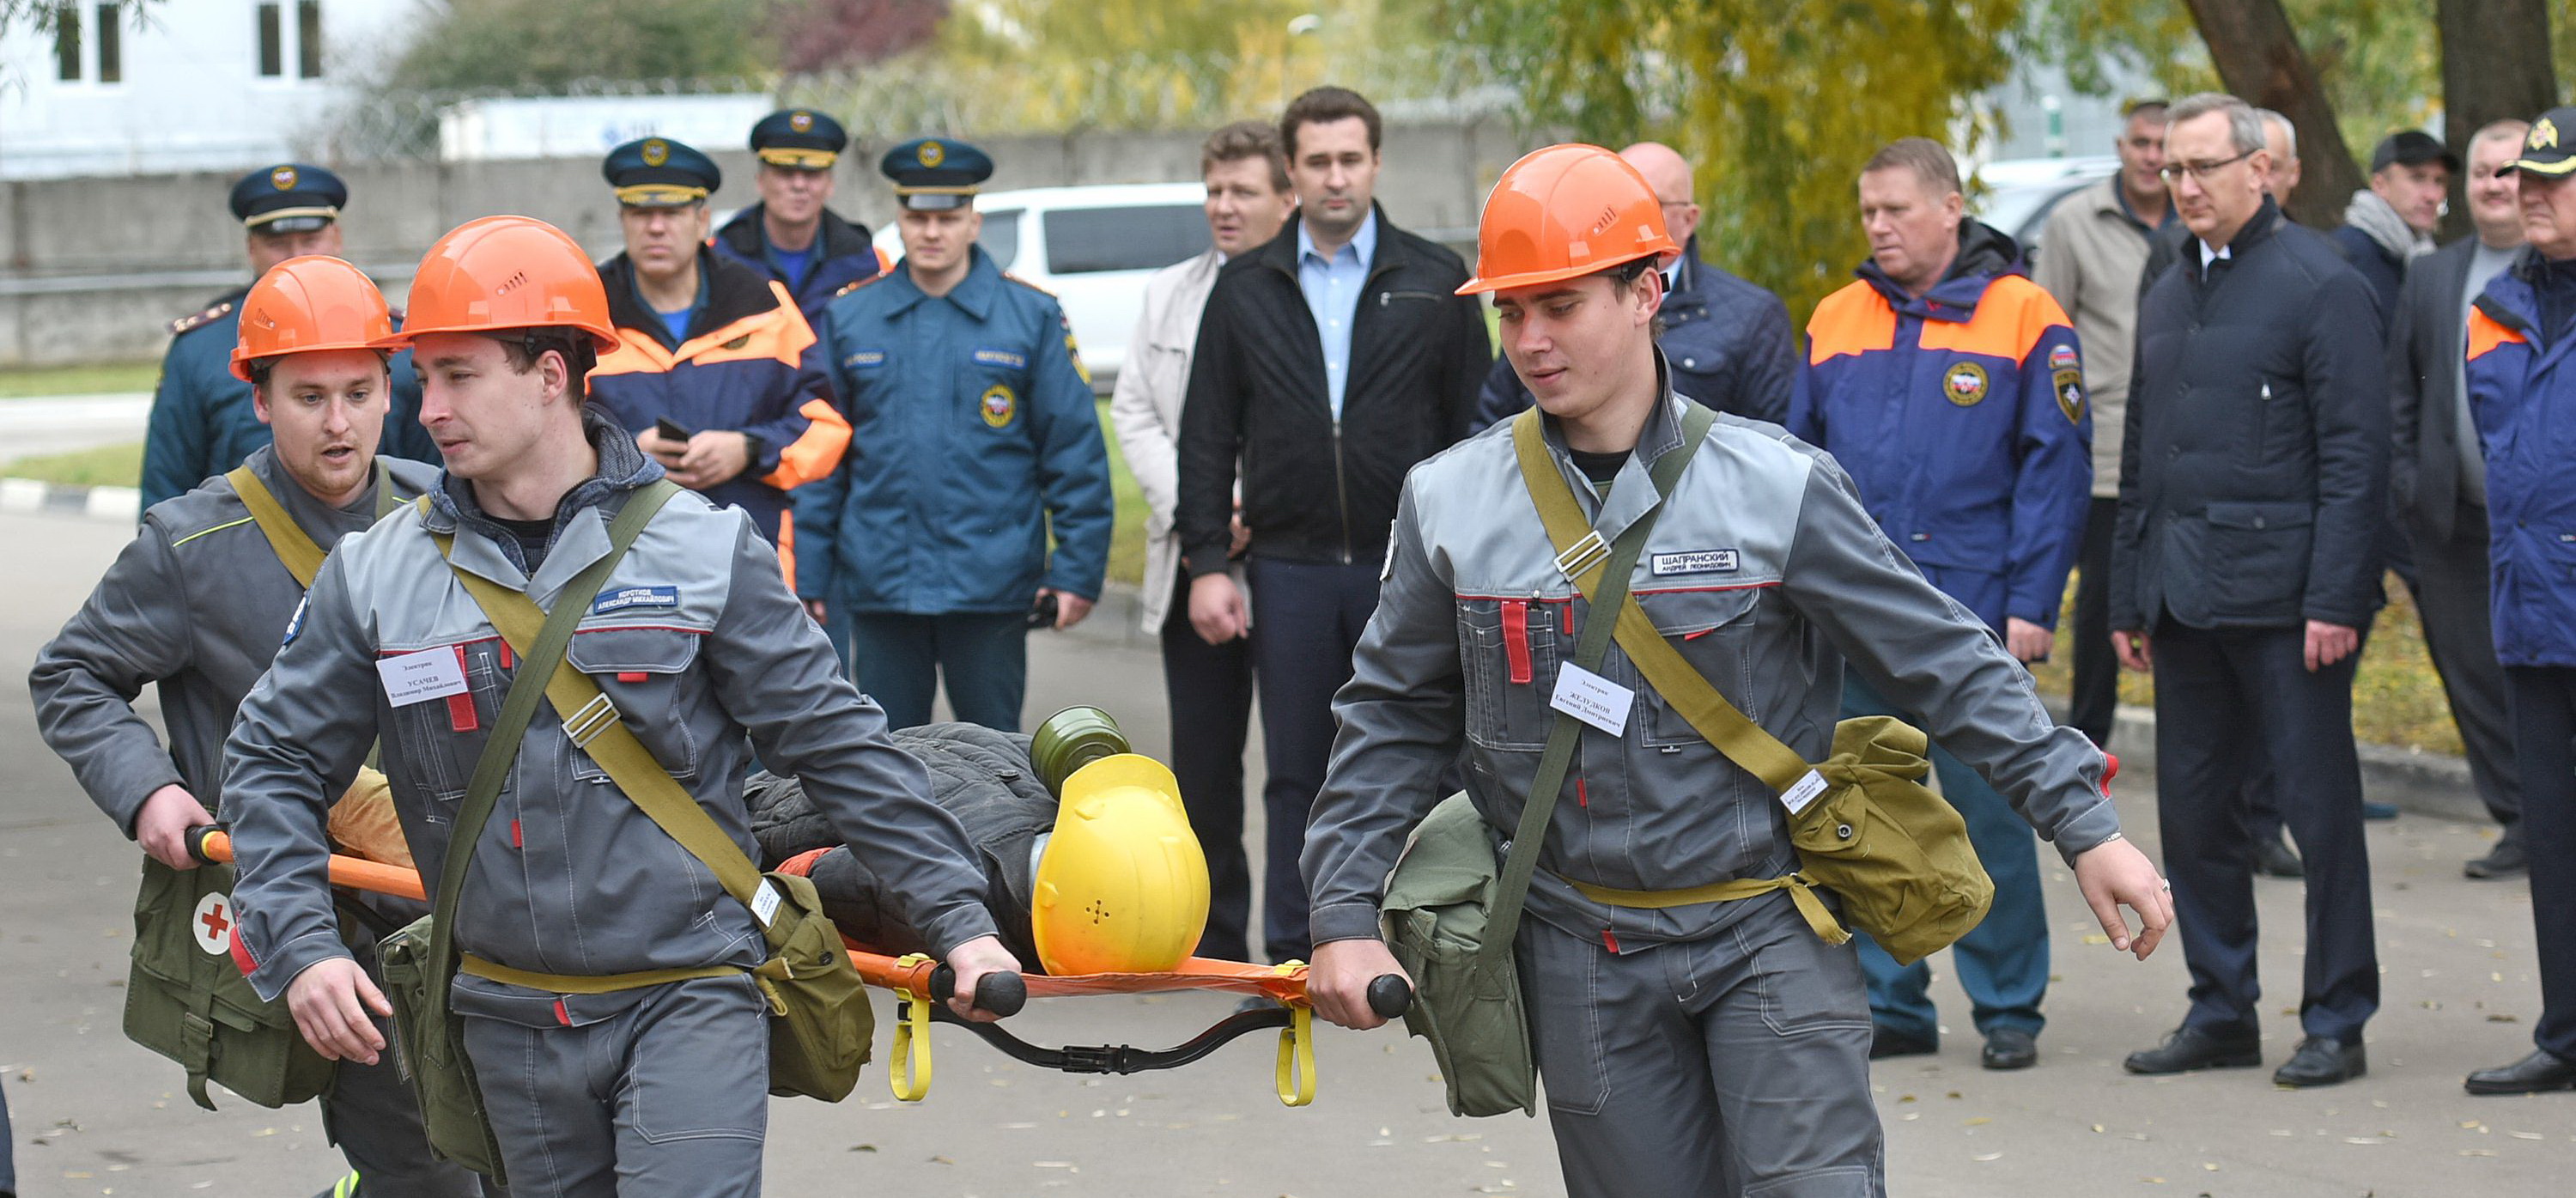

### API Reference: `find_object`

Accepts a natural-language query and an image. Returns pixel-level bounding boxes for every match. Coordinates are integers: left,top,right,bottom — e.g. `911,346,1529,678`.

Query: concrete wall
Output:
0,118,1542,368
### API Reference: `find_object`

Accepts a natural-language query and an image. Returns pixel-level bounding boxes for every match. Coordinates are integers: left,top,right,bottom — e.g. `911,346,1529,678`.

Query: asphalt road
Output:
3,506,2569,1198
0,396,149,467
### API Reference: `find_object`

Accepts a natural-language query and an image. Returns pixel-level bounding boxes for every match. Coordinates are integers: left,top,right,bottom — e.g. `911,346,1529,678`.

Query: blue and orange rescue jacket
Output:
711,204,890,322
590,247,849,551
2466,252,2576,667
1789,220,2091,632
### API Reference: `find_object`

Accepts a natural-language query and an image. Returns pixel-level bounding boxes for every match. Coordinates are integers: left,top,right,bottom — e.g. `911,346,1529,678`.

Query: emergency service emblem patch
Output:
790,111,815,132
191,891,236,956
981,384,1016,428
270,165,298,191
642,139,671,167
2535,119,2560,151
2048,344,2079,372
2054,368,2087,424
919,140,947,167
1943,362,1989,406
1650,550,1740,576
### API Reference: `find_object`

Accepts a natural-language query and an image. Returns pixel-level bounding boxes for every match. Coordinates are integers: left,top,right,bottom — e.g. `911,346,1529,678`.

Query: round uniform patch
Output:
642,138,671,167
270,165,298,191
191,891,236,956
981,383,1016,428
789,110,815,132
919,140,946,168
1943,361,1990,407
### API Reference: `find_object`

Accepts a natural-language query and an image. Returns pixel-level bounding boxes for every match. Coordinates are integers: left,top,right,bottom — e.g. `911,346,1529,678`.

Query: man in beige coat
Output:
1107,120,1293,961
2036,99,2171,754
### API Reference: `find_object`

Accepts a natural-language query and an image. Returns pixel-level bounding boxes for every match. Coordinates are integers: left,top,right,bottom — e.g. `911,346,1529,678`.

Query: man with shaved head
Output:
1473,141,1795,429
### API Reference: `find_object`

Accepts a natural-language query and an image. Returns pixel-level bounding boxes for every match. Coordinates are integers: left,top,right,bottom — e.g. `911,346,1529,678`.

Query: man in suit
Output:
2390,119,2533,879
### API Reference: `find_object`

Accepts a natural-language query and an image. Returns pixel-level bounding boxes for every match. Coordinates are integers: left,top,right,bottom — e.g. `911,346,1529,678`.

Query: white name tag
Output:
1781,769,1830,816
376,648,469,708
1650,549,1739,576
1548,662,1632,737
750,879,782,927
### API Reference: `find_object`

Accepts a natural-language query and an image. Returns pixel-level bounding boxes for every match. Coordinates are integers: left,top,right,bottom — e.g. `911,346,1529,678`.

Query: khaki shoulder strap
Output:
437,483,766,909
226,465,333,588
1510,406,1814,794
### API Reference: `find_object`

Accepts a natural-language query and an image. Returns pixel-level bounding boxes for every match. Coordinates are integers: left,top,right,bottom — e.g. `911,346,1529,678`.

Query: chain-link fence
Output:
306,47,1526,162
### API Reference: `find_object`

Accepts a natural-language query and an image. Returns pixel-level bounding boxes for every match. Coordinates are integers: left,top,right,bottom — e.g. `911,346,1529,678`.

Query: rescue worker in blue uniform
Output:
1790,137,2092,1071
587,137,849,552
795,137,1115,732
711,109,890,320
2461,105,2576,1097
143,164,436,510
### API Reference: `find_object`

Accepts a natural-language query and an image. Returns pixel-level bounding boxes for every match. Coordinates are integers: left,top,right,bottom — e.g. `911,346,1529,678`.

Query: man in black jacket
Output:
2391,119,2532,879
2111,93,2386,1089
1176,86,1489,964
1472,141,1793,429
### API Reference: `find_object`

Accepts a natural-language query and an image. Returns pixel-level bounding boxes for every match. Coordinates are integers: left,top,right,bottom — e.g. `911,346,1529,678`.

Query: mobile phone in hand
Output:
654,417,691,443
1026,592,1060,629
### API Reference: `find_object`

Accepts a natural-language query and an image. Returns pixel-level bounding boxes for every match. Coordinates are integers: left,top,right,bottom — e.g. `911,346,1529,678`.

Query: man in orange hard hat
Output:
32,256,482,1198
217,216,1018,1196
1303,144,2172,1197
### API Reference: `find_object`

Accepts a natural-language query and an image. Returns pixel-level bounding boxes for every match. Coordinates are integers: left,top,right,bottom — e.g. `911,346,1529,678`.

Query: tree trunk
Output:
2180,0,2362,229
2435,0,2558,239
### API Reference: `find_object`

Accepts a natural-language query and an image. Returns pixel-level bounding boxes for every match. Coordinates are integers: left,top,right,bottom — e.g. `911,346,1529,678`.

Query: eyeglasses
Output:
2159,149,2255,185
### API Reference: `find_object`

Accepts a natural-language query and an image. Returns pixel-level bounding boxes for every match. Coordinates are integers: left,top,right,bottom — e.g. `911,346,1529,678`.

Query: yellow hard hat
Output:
1030,754,1211,975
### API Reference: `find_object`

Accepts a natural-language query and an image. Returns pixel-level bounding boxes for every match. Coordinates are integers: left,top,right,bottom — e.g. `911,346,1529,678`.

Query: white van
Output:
870,182,1211,393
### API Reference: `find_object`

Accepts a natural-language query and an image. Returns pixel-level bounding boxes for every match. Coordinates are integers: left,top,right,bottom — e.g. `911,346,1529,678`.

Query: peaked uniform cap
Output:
1459,143,1680,295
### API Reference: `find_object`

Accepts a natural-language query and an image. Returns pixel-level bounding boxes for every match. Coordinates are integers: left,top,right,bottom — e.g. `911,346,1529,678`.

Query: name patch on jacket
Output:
592,586,679,615
843,350,886,369
1650,550,1740,576
972,349,1027,369
282,595,309,646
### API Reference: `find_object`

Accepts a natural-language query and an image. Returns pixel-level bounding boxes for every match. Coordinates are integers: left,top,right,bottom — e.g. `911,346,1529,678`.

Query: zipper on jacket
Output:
1332,418,1354,563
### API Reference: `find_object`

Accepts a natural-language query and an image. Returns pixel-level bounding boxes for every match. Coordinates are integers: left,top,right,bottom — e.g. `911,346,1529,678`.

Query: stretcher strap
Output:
890,952,936,1102
1273,1004,1315,1107
1563,873,1850,946
459,953,740,994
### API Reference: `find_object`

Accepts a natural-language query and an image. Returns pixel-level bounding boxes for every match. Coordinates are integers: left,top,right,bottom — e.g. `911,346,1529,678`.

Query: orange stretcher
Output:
185,830,1409,1107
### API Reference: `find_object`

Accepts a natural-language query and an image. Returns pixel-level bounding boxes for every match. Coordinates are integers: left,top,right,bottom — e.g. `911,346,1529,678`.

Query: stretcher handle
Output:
181,825,428,903
928,963,1029,1018
1366,974,1413,1019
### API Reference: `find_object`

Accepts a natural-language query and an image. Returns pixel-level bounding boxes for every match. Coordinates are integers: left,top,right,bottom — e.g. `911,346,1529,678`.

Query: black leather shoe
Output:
1870,1025,1938,1060
2123,1025,2262,1075
2464,1049,2576,1095
2272,1037,2366,1087
2253,832,2305,879
2464,835,2529,880
1982,1027,2038,1070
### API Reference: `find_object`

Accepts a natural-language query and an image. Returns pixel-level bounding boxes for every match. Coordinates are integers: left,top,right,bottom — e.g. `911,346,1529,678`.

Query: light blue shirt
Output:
1297,210,1377,419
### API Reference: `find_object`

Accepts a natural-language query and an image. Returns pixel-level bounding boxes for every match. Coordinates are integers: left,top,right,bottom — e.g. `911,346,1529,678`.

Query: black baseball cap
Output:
2369,130,2459,174
2504,108,2576,178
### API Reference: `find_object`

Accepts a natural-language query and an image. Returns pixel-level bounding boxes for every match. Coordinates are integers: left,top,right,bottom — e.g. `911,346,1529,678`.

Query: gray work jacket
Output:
1303,390,2122,950
221,417,998,1024
31,447,437,834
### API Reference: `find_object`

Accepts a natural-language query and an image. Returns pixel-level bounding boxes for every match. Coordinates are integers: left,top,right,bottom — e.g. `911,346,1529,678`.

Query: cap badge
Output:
642,139,670,167
919,140,946,168
270,165,297,191
790,111,814,132
2533,119,2559,151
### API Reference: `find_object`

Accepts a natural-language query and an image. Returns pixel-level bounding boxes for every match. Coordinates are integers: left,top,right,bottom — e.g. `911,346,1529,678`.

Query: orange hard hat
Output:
228,255,395,382
373,216,618,353
1456,143,1680,296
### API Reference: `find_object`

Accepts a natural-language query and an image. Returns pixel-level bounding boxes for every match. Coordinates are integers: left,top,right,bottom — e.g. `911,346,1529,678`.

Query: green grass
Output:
7,441,143,488
2028,570,2461,757
0,361,159,398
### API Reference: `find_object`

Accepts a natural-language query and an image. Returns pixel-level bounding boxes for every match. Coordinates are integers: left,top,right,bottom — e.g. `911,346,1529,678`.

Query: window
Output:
52,3,80,82
257,2,283,77
94,3,121,83
1042,206,1211,275
296,0,323,78
978,210,1024,271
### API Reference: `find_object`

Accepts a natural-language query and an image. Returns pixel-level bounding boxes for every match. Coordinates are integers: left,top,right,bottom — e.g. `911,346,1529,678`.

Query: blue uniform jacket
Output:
1789,220,2092,631
796,246,1113,616
2467,255,2576,667
590,247,849,550
1473,239,1796,429
142,289,437,511
712,204,888,321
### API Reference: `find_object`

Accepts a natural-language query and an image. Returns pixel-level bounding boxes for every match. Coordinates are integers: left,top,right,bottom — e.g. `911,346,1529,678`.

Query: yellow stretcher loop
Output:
1273,1002,1316,1107
890,952,935,1102
1563,873,1851,946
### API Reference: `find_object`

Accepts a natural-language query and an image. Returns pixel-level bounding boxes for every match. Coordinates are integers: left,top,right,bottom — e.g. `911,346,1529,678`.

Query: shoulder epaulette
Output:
169,301,234,337
1001,271,1059,300
833,273,888,299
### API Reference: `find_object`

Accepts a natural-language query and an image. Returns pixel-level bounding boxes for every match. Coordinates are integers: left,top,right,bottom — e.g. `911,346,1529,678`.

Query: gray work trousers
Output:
1520,892,1885,1198
461,975,768,1198
334,927,498,1197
